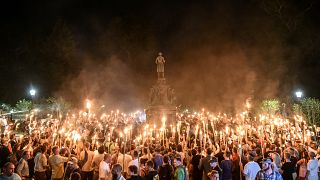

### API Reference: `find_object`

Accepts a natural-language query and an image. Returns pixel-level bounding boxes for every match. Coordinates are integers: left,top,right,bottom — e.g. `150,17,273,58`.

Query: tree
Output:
15,99,32,112
47,97,71,118
300,97,320,125
260,99,280,115
0,103,12,114
256,0,315,32
292,103,302,115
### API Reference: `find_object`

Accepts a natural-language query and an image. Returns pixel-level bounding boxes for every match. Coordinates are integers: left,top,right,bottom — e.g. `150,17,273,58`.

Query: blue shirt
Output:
221,160,232,180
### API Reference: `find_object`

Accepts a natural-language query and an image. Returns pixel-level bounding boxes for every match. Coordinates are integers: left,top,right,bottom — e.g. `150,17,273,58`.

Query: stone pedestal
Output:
146,105,176,127
146,53,176,126
146,79,176,126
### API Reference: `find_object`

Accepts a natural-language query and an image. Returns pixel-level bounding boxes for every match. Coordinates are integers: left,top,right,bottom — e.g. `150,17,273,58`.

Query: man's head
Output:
140,158,147,167
247,153,255,161
284,152,291,160
113,146,120,154
232,147,238,154
155,147,161,154
163,155,170,164
104,153,111,163
146,160,154,169
224,151,231,159
23,150,31,160
3,162,15,177
206,148,213,156
247,151,256,161
133,150,139,159
191,149,197,156
52,146,59,155
261,158,272,171
309,151,316,159
128,165,138,175
174,157,182,167
288,148,295,156
98,146,105,154
60,148,68,156
40,145,47,153
111,164,122,178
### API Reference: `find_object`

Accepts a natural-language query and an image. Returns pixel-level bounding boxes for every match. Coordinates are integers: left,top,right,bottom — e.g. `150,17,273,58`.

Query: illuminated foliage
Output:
260,99,280,115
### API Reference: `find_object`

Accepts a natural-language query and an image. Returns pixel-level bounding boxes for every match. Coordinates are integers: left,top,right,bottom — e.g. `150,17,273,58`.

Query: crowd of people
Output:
0,129,320,180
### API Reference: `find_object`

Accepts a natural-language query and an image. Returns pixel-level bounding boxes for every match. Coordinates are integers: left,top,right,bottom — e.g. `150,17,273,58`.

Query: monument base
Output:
146,105,176,127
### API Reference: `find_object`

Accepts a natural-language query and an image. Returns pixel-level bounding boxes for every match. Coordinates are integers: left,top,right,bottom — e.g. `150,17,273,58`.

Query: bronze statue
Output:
155,52,165,79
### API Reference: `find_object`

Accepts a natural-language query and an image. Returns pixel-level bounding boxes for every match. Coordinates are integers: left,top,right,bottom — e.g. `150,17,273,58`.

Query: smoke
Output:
58,54,150,111
55,1,299,113
168,43,283,113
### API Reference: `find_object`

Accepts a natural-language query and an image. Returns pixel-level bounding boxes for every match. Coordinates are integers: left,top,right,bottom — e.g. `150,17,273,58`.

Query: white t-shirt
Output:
99,161,111,179
0,173,21,180
243,161,261,180
307,158,318,180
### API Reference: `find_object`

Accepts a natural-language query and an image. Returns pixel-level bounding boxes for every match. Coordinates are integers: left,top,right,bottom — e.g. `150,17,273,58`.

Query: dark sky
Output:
1,0,320,112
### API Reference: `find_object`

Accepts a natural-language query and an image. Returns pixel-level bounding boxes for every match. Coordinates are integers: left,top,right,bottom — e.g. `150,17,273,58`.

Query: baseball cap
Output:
261,158,272,164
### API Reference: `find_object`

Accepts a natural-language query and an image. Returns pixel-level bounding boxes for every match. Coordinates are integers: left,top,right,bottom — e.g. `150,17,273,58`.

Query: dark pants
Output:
81,171,94,180
93,171,99,180
34,171,46,180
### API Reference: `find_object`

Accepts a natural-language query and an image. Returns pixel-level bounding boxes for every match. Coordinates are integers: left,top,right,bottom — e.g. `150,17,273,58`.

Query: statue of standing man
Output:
155,52,165,79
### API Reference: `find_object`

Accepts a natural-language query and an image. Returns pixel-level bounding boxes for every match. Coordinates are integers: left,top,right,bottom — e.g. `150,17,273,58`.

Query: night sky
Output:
1,0,320,111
